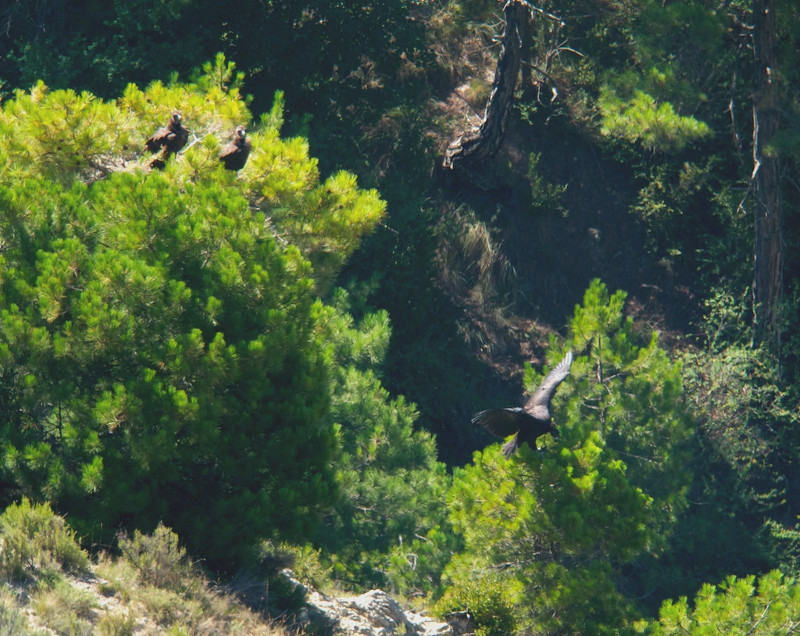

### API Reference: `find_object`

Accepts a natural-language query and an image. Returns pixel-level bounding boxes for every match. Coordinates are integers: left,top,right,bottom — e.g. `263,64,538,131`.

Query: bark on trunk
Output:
519,7,533,93
751,0,782,350
441,1,526,178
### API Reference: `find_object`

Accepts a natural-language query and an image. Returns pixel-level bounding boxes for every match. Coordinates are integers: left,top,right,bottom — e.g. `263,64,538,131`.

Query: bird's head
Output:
171,112,182,125
236,126,247,139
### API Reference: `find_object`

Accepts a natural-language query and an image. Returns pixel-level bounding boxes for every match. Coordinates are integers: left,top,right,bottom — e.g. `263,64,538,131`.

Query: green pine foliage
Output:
0,57,385,569
312,289,452,592
636,570,800,635
437,280,692,634
598,88,712,153
0,0,799,631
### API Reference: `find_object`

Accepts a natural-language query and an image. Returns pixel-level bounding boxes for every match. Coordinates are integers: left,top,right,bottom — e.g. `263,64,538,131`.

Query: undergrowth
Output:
0,500,289,635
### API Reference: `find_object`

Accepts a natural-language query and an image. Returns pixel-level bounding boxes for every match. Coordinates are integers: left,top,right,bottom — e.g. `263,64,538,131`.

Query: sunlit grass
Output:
0,502,291,635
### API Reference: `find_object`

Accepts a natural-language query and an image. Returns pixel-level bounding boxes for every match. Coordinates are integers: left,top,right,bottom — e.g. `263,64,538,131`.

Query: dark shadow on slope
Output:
438,110,701,346
336,203,518,468
338,105,704,467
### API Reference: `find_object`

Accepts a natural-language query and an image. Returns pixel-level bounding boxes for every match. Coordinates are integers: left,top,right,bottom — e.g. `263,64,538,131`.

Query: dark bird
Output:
144,111,189,168
473,350,573,458
219,126,251,171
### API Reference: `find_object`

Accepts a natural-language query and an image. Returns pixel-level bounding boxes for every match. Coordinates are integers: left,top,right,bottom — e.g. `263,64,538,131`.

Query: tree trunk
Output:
519,7,532,93
751,0,782,351
441,1,526,178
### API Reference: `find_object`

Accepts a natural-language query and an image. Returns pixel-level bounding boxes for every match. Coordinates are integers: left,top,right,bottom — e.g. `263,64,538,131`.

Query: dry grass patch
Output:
0,502,292,635
31,578,97,635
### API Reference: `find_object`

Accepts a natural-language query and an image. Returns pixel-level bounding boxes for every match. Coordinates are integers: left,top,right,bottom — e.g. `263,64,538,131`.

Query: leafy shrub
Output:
274,543,332,592
528,151,567,215
117,523,194,592
435,568,520,636
0,499,88,582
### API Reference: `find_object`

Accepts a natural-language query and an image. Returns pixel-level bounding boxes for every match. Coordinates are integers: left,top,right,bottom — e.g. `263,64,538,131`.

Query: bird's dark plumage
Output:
144,112,189,168
473,350,573,458
219,126,251,171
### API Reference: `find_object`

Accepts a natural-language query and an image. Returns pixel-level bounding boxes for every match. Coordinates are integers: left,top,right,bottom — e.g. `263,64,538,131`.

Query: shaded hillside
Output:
333,7,706,468
438,110,700,341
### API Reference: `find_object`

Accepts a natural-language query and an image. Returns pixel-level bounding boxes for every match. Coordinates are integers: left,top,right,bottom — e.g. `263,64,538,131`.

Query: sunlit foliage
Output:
0,56,384,569
437,280,692,634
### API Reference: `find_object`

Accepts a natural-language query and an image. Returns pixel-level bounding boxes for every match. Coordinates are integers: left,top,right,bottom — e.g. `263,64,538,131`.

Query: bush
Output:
117,523,194,592
435,568,520,636
0,588,36,636
0,498,88,582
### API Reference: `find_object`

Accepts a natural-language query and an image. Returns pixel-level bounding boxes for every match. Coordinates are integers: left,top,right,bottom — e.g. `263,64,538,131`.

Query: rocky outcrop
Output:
282,570,453,636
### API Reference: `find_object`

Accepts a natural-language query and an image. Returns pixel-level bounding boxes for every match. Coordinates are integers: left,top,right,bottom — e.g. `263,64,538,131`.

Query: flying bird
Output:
219,126,251,171
473,350,573,458
144,111,189,169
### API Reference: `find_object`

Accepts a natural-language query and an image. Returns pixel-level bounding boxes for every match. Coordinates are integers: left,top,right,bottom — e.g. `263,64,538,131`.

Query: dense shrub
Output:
0,498,88,583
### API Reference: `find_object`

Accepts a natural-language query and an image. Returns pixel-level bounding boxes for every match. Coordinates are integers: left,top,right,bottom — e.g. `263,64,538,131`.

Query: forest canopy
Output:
1,0,800,634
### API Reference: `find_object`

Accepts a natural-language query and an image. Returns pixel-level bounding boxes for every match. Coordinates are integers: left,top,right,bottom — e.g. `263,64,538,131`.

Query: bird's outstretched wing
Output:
220,143,248,168
472,408,529,438
145,127,171,153
219,143,235,160
524,350,573,417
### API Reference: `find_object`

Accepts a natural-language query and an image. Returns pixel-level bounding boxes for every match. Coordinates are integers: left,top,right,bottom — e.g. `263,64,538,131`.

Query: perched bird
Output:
144,111,189,168
473,350,573,458
219,126,251,171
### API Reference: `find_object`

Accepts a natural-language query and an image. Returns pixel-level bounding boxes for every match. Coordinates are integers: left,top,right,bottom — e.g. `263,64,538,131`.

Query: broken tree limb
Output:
441,0,526,178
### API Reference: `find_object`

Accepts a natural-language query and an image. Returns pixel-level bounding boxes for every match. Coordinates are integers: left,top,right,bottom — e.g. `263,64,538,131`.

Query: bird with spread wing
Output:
473,350,573,458
144,111,189,169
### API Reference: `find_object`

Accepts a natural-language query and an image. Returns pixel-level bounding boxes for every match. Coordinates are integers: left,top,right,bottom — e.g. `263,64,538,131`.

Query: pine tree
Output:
437,280,692,634
638,570,800,635
0,57,385,569
311,290,452,592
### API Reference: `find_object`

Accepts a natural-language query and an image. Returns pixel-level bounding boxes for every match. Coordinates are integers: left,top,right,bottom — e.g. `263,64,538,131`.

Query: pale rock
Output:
282,569,453,636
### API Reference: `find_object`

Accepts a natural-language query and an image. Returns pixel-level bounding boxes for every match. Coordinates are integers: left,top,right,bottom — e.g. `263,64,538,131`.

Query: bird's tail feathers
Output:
501,433,519,458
